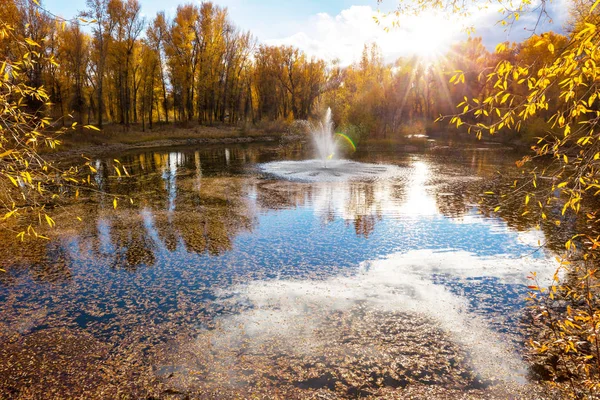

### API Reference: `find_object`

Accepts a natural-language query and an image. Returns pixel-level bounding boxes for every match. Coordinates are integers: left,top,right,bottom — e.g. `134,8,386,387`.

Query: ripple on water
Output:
259,159,406,182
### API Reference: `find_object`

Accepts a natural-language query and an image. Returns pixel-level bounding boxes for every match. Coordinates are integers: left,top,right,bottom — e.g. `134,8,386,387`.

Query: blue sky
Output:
43,0,569,65
44,0,384,38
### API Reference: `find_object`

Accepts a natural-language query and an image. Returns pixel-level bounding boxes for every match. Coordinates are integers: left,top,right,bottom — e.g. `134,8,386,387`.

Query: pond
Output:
0,141,560,398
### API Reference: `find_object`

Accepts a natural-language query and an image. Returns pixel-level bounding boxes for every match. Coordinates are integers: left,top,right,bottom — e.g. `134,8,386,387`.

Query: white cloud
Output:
263,3,569,66
265,6,445,65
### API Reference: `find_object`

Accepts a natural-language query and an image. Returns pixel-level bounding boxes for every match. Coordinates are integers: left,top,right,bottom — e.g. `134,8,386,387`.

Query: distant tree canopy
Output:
0,0,333,129
0,0,587,143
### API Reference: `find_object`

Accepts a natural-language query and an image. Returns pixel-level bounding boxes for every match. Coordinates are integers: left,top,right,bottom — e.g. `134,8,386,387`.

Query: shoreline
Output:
41,123,523,163
43,125,283,161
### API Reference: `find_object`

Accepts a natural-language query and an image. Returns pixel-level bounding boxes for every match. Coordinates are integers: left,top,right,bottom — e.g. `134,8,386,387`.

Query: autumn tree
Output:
137,41,159,130
82,0,115,129
106,0,144,127
253,44,326,121
146,12,169,123
0,0,102,240
388,0,600,395
56,22,90,125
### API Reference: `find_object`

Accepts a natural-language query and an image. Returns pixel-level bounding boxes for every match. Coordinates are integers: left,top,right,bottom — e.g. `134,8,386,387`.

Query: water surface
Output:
0,142,558,398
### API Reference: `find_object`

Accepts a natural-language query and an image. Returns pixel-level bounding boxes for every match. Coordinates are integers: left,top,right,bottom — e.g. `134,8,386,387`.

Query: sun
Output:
407,13,457,58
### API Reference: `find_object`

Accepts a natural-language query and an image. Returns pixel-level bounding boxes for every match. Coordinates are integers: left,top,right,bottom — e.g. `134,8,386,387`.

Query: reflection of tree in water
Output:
0,228,73,284
474,171,581,254
428,167,580,254
152,176,255,256
256,180,389,238
107,212,157,271
432,177,473,219
81,149,258,262
425,147,514,220
115,145,268,177
353,214,377,237
55,208,160,272
255,181,310,210
435,192,468,218
346,183,381,238
1,151,260,277
79,176,255,266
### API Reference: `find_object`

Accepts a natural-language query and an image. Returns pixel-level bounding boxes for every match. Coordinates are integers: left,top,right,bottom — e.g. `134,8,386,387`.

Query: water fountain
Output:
260,108,403,182
313,108,337,168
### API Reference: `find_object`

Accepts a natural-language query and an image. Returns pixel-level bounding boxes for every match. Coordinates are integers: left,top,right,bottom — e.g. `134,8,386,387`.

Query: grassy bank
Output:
43,122,284,159
62,122,282,146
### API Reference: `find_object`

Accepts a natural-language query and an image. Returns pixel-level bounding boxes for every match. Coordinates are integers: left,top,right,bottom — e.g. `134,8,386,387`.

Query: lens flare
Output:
336,133,356,152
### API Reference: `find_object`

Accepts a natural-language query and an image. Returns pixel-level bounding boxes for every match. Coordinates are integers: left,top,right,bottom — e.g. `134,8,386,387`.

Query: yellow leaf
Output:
548,43,554,54
44,214,55,228
3,209,17,220
494,206,501,212
0,149,13,158
24,37,40,47
7,175,18,187
591,0,600,14
113,198,118,209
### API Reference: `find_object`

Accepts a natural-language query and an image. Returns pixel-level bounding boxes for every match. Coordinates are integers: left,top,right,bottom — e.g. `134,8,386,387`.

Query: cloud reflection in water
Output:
207,249,558,387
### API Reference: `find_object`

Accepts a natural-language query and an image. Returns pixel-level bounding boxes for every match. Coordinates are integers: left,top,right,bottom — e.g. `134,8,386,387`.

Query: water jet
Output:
260,108,403,182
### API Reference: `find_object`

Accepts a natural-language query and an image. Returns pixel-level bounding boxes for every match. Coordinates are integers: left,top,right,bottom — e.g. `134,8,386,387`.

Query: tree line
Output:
1,0,331,130
0,0,587,143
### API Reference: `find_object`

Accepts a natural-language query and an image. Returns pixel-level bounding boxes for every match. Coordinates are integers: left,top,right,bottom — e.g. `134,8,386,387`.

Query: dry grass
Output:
40,122,283,156
77,123,278,144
